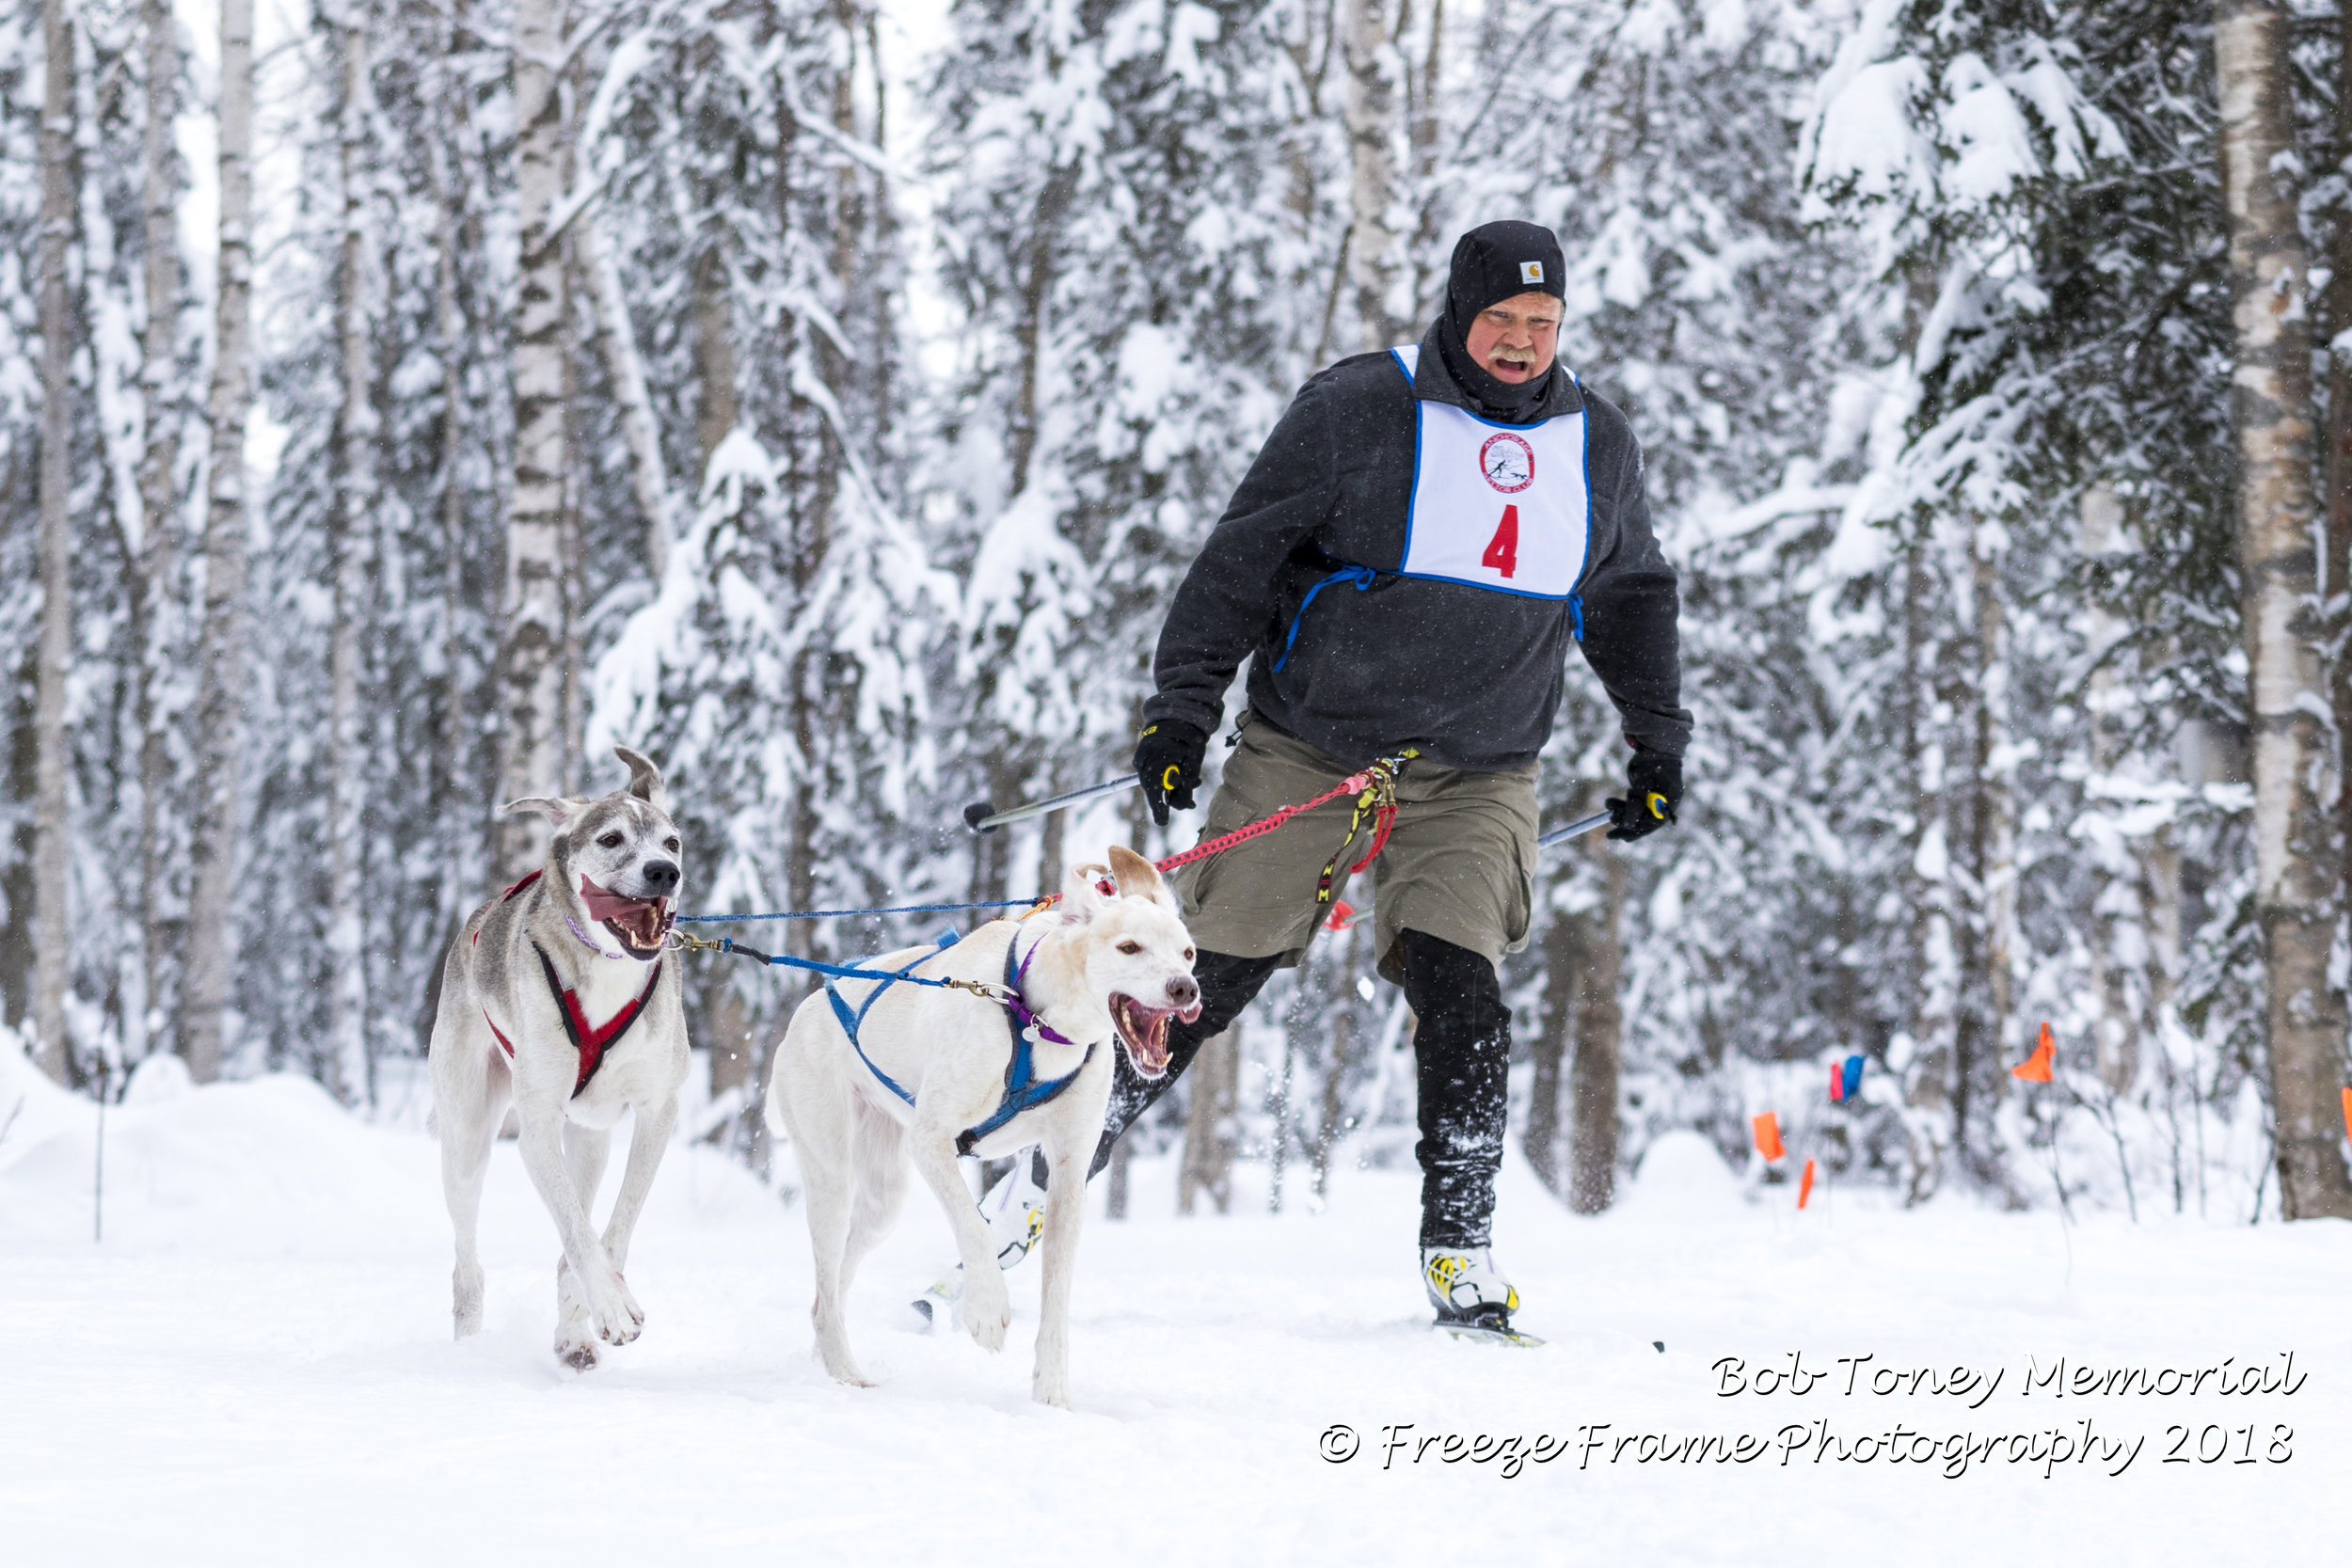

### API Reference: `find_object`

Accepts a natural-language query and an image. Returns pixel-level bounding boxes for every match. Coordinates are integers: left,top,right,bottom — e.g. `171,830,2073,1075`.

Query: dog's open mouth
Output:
579,876,673,957
1109,992,1202,1079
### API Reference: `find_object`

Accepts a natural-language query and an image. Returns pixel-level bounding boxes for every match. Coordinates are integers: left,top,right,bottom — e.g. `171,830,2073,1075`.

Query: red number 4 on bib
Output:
1481,505,1519,578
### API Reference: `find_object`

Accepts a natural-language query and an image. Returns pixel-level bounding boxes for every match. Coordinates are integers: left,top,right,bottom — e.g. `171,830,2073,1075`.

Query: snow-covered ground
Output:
4,1048,2346,1566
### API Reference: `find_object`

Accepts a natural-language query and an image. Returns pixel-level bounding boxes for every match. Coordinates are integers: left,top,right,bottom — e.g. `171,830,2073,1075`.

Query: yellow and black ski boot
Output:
1422,1246,1544,1347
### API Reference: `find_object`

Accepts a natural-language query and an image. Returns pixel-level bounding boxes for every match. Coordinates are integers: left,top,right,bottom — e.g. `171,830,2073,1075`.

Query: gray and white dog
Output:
429,745,690,1370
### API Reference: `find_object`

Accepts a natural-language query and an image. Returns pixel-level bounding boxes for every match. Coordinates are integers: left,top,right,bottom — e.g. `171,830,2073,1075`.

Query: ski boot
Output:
1422,1246,1544,1347
909,1155,1046,1330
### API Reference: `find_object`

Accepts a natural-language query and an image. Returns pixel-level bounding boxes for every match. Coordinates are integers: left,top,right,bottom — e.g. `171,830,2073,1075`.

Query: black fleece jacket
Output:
1142,322,1691,770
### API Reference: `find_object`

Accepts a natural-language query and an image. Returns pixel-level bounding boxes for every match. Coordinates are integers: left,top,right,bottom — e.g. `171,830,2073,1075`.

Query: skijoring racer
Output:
967,220,1690,1342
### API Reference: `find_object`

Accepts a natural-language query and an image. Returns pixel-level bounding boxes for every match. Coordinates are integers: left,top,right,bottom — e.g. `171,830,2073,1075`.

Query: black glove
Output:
1134,720,1209,827
1606,750,1681,842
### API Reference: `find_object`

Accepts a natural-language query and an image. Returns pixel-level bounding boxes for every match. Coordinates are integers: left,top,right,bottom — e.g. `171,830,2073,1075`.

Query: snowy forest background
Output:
7,0,2352,1226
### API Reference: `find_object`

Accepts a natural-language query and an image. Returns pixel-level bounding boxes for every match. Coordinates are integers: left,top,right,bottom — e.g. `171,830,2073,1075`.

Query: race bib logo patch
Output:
1519,261,1544,285
1479,431,1534,494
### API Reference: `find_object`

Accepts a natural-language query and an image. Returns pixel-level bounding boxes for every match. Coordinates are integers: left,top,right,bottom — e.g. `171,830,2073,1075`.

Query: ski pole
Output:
1537,810,1613,849
963,775,1138,833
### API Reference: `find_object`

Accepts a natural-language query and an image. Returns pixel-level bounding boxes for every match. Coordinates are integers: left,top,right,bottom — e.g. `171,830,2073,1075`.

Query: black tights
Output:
1046,929,1511,1248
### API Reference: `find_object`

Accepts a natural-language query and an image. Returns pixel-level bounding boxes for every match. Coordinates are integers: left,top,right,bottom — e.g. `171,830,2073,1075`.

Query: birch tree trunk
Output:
430,0,479,913
327,11,373,1104
2214,0,2352,1220
1970,518,2018,1094
1566,827,1626,1214
1278,0,1338,365
498,0,569,882
585,213,671,578
559,256,585,794
1341,0,1398,351
32,0,75,1084
1524,901,1573,1196
2324,3,2352,965
691,226,754,1118
135,0,181,1062
691,240,737,480
1899,539,1952,1199
1036,773,1065,894
2,720,32,1040
1406,0,1444,314
1309,921,1366,1200
182,0,255,1083
2079,486,2137,1089
1178,1029,1238,1214
1103,1136,1130,1220
1938,531,1986,1166
435,134,467,891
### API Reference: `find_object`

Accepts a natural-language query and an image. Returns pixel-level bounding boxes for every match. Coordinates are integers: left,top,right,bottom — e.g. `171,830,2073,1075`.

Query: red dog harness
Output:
479,870,664,1098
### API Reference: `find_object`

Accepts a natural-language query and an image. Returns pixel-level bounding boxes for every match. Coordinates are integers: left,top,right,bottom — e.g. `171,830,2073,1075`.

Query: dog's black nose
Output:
641,860,680,894
1166,974,1199,1009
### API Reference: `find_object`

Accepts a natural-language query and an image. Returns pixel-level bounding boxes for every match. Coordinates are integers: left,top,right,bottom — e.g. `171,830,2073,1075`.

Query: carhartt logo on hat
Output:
1519,261,1544,284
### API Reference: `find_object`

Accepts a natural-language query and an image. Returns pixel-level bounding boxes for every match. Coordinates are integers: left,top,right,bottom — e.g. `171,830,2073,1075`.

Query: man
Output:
951,220,1688,1340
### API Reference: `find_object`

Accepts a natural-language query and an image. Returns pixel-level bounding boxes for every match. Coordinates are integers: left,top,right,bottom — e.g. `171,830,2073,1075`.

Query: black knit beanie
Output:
1445,220,1567,334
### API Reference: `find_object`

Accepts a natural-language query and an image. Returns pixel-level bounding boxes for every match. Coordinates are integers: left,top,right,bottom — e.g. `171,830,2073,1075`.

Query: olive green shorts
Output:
1172,719,1537,982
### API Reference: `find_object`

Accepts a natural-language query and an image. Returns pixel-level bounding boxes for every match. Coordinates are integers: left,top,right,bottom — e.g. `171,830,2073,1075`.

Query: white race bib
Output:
1389,345,1589,598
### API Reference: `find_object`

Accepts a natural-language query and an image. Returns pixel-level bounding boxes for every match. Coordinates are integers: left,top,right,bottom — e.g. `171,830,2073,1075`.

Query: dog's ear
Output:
501,796,574,825
1057,862,1112,924
1105,845,1179,913
613,746,670,811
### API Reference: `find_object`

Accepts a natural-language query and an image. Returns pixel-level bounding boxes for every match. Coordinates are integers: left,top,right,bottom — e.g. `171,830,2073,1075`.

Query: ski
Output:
1434,1317,1547,1348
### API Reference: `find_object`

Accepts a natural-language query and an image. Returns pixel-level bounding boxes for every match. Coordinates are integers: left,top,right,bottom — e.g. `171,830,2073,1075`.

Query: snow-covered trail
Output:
3,1057,2346,1567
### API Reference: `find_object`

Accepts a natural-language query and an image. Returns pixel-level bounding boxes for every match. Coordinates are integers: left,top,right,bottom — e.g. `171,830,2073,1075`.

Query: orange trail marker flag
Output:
1752,1112,1786,1163
1798,1158,1817,1209
2012,1022,2056,1083
2341,1085,2352,1142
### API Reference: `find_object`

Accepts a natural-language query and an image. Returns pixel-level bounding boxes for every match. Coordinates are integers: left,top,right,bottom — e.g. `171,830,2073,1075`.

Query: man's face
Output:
1463,291,1562,385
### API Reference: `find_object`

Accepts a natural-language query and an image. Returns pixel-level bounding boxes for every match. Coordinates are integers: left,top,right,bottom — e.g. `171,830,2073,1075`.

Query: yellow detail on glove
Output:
1162,764,1184,791
1646,791,1669,820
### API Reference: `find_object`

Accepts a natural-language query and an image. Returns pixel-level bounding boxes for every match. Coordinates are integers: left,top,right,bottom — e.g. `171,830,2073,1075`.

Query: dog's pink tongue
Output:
579,873,652,922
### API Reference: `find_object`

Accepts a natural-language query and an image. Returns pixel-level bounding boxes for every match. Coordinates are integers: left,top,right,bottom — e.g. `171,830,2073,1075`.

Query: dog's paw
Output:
811,1333,875,1387
556,1332,601,1372
453,1264,485,1338
1032,1378,1072,1410
591,1271,645,1345
964,1277,1010,1354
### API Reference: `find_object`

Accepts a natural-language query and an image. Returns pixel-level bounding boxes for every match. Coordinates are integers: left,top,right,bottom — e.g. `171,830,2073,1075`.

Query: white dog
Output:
764,846,1200,1407
429,746,691,1370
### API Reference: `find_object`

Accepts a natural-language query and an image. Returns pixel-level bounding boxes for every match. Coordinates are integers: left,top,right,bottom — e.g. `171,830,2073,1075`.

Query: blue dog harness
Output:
826,929,1097,1156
